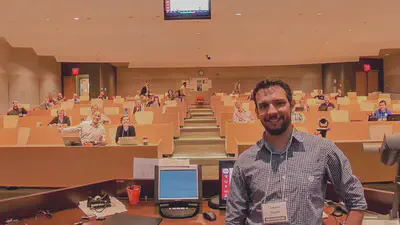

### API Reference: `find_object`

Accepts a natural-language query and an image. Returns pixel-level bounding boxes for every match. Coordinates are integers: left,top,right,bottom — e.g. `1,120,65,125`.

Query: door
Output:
356,71,379,96
79,78,90,97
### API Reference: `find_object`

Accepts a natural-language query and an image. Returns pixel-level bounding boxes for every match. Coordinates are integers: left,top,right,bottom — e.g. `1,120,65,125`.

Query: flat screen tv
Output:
164,0,211,20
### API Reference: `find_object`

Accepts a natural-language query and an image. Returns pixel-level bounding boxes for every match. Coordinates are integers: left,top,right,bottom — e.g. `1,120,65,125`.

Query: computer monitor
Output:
155,165,202,204
219,160,235,208
387,114,400,121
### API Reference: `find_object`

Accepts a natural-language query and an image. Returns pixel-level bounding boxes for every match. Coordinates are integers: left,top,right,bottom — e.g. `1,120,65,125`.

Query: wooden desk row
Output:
1,105,184,138
0,123,173,157
0,179,390,225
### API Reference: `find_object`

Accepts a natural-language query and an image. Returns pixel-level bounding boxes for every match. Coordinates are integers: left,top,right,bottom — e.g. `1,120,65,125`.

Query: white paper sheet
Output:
133,158,159,179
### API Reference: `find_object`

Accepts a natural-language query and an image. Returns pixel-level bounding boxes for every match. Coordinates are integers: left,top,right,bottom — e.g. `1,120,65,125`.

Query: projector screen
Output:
164,0,211,20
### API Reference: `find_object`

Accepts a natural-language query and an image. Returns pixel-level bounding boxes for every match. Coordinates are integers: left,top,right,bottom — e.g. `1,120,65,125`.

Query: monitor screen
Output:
158,167,199,200
164,0,211,20
219,160,235,206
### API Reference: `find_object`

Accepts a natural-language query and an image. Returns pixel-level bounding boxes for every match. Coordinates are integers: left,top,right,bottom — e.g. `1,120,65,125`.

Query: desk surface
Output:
14,201,346,225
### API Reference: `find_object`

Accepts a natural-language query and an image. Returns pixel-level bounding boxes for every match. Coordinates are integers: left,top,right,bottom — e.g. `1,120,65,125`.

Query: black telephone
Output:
87,193,111,210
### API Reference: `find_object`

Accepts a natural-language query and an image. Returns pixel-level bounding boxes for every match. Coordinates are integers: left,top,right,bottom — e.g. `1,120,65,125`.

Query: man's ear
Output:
290,100,296,113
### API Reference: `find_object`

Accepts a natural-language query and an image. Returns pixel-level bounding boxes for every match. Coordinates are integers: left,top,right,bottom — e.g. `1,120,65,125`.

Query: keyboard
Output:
159,203,199,218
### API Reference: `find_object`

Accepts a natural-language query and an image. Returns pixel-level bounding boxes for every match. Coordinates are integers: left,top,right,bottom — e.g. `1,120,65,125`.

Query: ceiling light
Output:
317,13,322,16
86,17,91,20
325,41,329,44
196,33,201,35
236,13,241,16
348,29,352,32
386,54,390,56
74,17,80,21
46,18,50,21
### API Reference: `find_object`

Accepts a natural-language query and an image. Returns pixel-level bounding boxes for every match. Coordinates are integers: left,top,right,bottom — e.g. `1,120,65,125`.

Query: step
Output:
184,118,216,124
180,126,220,138
189,108,213,113
189,104,211,109
183,122,217,127
189,112,214,117
174,137,225,144
180,130,220,138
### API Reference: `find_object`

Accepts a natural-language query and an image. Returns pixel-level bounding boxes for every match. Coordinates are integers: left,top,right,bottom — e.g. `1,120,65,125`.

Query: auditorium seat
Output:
3,115,19,128
135,111,154,124
104,107,120,115
91,99,103,108
330,110,350,122
79,96,89,102
79,107,90,116
359,101,375,112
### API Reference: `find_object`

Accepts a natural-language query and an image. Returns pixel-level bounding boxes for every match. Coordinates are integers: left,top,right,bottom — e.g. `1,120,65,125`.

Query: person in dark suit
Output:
139,81,149,96
115,115,136,144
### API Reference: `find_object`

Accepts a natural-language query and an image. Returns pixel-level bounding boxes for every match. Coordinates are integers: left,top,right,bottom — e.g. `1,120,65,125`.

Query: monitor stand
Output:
208,195,225,210
158,202,200,219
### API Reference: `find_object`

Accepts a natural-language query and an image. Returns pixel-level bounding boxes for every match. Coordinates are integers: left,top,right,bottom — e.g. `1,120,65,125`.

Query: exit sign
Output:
72,68,80,75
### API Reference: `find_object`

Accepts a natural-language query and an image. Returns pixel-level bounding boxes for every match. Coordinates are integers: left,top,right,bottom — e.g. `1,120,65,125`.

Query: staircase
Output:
172,104,232,180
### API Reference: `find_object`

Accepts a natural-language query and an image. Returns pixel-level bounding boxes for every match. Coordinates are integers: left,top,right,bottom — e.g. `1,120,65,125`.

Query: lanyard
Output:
263,135,292,204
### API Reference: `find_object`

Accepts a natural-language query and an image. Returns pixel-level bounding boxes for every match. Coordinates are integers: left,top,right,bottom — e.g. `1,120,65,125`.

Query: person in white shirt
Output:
72,93,80,104
233,102,255,123
59,111,106,146
86,104,110,124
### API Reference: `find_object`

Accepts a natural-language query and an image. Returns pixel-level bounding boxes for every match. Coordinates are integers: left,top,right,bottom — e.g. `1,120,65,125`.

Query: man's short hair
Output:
379,100,387,105
252,80,293,106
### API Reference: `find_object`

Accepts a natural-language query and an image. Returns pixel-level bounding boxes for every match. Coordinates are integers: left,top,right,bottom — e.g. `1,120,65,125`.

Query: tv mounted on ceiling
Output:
164,0,211,20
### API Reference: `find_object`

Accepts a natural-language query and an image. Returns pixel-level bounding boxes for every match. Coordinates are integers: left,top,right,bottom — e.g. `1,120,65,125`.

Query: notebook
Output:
118,137,137,146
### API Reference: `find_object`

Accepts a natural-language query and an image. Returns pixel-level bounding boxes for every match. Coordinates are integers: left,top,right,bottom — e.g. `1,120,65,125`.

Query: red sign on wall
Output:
72,68,80,75
363,64,371,73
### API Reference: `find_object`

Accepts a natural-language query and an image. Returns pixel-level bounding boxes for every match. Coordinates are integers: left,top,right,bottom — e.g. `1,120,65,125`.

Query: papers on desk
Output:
78,197,127,218
133,158,191,179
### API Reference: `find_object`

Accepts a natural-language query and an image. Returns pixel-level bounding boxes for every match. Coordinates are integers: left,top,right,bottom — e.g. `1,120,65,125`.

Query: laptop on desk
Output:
62,136,82,146
118,137,137,146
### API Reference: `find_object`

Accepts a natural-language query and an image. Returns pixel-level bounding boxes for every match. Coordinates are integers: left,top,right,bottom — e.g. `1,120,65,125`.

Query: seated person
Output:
58,111,106,146
115,115,136,144
48,108,71,127
233,102,255,123
98,91,106,100
294,99,309,112
48,95,57,105
373,100,392,119
318,97,335,111
56,92,65,101
146,96,161,107
133,97,144,114
72,93,80,104
40,97,54,110
166,89,175,101
86,104,110,124
7,101,28,117
314,89,325,100
335,89,343,100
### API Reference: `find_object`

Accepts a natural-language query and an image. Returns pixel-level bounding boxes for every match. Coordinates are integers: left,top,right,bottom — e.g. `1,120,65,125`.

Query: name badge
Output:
262,202,289,224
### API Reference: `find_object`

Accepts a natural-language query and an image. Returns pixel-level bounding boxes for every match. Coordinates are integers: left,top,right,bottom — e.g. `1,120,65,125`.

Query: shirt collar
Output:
258,126,304,154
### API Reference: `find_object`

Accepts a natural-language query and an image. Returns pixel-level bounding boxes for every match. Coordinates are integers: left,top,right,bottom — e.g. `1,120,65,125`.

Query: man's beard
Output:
264,116,291,136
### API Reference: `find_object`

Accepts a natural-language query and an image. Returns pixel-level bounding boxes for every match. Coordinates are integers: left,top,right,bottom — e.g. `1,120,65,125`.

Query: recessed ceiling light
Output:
317,13,322,16
73,17,80,21
236,13,241,16
129,16,134,19
348,29,352,32
46,18,50,21
325,41,329,44
196,32,201,35
386,54,390,56
86,17,91,20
